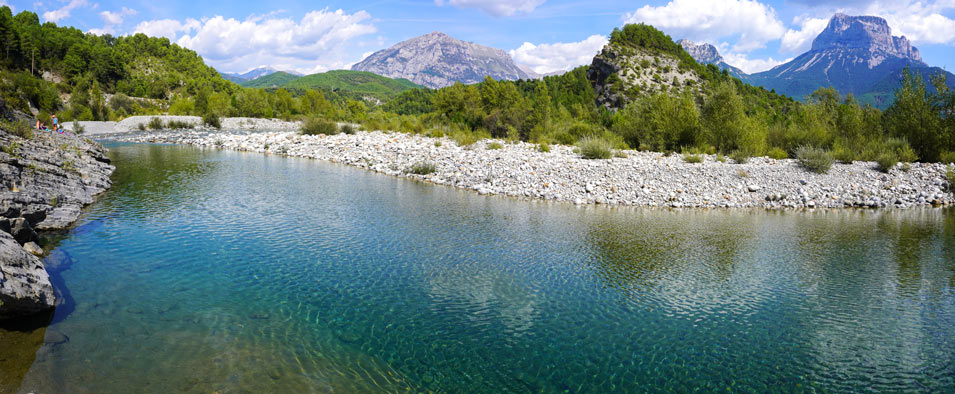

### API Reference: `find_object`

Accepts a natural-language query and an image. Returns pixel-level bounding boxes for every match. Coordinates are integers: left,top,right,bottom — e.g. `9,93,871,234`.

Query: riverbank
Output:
74,116,300,136
103,128,953,209
0,110,114,321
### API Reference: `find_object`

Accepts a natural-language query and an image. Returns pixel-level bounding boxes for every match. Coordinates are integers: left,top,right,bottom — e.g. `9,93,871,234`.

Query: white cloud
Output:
780,16,829,53
87,7,137,35
42,0,88,23
510,34,608,74
722,52,791,73
0,2,13,12
134,9,376,74
434,0,546,17
868,2,955,45
625,0,786,52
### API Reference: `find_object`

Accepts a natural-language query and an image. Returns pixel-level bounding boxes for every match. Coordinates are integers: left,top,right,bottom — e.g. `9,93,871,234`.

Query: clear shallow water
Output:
3,142,955,393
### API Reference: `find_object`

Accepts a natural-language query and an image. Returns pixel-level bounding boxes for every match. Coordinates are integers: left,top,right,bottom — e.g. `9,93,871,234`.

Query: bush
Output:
875,152,898,172
537,142,551,153
683,153,702,163
408,161,436,175
166,120,193,130
148,117,165,130
451,131,479,147
1,119,33,139
577,136,614,159
300,118,338,135
137,123,146,131
68,120,85,134
203,112,221,129
730,150,749,164
832,145,855,164
340,124,356,135
940,151,955,165
884,137,918,163
767,147,787,160
948,166,955,193
795,145,834,174
487,142,503,150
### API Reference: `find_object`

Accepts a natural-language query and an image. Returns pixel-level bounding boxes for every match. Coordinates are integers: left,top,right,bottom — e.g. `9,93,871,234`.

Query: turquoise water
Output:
5,142,955,392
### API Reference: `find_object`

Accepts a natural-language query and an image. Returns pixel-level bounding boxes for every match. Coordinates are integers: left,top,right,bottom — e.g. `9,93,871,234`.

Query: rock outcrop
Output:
588,42,700,110
0,101,114,321
351,32,530,89
811,14,921,62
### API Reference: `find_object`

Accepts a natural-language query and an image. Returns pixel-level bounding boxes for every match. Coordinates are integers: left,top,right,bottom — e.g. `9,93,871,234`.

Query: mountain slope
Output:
677,40,746,79
746,13,955,107
282,70,422,101
242,72,302,88
351,32,529,89
221,67,303,84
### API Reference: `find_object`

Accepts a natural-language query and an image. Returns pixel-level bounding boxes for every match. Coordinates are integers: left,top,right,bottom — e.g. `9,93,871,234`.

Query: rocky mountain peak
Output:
677,39,723,64
811,13,922,62
351,32,529,89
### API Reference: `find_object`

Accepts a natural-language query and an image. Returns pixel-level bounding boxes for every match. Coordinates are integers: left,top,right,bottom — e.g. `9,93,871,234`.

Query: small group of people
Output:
35,114,60,133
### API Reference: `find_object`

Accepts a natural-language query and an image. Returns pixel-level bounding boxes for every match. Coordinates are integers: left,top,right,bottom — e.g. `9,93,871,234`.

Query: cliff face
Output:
0,101,114,321
351,32,529,89
677,39,746,78
810,14,922,63
588,43,701,110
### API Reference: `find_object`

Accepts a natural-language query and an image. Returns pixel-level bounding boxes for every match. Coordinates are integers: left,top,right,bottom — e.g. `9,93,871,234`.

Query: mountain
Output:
281,70,422,101
221,67,303,84
745,13,955,107
351,32,530,89
677,39,746,78
242,71,302,88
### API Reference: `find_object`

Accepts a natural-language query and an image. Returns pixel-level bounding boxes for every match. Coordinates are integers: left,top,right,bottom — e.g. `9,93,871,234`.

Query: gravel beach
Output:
99,124,954,209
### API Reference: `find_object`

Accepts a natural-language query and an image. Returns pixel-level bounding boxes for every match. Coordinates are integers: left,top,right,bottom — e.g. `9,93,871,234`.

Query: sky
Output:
4,0,955,75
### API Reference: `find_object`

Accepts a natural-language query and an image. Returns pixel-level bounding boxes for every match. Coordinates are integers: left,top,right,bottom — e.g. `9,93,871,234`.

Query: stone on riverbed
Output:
0,231,55,320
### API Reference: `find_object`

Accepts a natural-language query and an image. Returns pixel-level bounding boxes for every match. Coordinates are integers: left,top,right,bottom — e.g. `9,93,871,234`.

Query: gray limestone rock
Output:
0,231,55,319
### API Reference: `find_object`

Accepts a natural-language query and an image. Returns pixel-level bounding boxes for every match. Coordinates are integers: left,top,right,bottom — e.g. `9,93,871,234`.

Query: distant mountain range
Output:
679,13,955,107
351,32,529,89
677,40,745,79
238,70,421,101
220,67,303,84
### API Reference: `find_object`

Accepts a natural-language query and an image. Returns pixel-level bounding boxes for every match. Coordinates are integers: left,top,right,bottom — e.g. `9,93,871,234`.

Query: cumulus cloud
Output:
88,7,137,35
134,9,376,74
434,0,546,17
625,0,786,52
510,35,608,74
42,0,88,23
780,16,829,53
722,52,791,73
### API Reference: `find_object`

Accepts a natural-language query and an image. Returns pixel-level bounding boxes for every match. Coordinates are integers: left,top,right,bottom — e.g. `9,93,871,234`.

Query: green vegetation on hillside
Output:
241,72,301,88
282,70,421,101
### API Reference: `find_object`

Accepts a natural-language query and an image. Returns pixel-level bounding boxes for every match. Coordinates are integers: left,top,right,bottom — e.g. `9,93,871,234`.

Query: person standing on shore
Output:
51,114,58,132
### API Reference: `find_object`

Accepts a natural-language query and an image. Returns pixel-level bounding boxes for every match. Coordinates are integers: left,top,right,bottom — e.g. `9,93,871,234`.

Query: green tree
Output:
884,68,943,161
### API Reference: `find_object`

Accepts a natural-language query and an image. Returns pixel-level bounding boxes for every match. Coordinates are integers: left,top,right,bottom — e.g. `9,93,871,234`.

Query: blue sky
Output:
4,0,955,75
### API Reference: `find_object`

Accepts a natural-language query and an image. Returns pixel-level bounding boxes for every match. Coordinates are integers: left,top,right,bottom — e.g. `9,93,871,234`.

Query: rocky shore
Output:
75,116,300,136
0,109,114,321
106,128,954,209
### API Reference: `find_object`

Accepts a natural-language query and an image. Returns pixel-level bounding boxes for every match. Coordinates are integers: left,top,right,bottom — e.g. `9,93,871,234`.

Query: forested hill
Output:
0,6,234,119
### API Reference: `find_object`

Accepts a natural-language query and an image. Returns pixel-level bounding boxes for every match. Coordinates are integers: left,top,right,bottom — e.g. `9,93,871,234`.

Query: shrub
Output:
795,145,834,174
716,154,726,163
940,151,955,164
537,142,551,153
577,136,614,159
166,120,193,130
683,153,703,163
148,117,164,130
451,131,479,147
340,124,356,135
487,142,503,150
434,141,442,147
203,112,221,129
875,152,898,172
137,123,146,131
1,119,33,139
884,137,918,163
72,120,85,134
730,150,749,164
300,117,338,135
948,166,955,193
767,147,787,160
832,145,855,164
408,161,436,175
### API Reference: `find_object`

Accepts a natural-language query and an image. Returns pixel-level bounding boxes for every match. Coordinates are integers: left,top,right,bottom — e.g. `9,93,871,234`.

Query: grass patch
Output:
137,123,146,131
794,145,834,174
767,147,787,160
1,119,33,139
487,142,503,150
730,150,749,164
408,161,436,175
340,124,356,135
940,151,955,165
683,153,702,163
434,141,442,147
166,120,194,130
148,117,165,130
577,136,614,160
450,131,479,147
875,152,898,173
948,166,955,193
537,142,551,153
715,154,726,163
300,117,338,135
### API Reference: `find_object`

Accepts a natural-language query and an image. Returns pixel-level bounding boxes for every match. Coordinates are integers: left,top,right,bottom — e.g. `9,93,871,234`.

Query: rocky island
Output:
0,102,114,321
